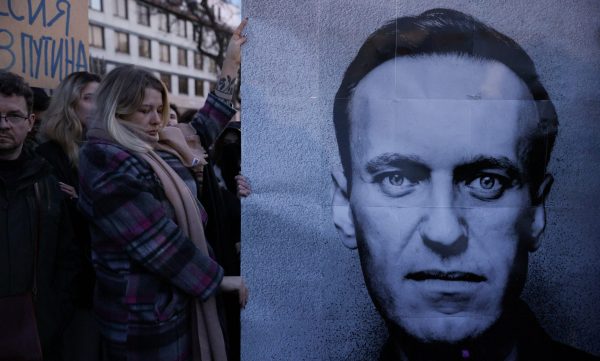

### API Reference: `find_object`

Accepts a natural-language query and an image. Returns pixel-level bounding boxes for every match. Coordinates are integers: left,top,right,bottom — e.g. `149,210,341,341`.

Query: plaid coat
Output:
78,94,235,360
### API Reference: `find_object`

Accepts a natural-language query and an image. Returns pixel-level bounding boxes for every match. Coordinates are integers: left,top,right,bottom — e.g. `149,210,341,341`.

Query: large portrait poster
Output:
241,1,600,360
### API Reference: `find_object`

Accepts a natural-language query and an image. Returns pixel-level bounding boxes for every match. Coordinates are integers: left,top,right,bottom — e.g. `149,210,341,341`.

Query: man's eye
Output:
387,174,405,186
374,171,419,197
464,174,510,200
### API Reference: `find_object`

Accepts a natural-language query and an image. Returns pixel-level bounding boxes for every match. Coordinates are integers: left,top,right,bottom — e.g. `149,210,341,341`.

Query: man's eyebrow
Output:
6,110,27,116
454,156,522,179
365,153,430,174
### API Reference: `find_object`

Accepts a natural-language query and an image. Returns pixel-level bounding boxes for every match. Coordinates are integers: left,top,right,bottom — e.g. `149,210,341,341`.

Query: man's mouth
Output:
406,270,486,282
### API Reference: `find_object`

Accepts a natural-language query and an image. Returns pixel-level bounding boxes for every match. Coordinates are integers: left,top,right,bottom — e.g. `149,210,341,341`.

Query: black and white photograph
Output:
1,0,599,360
242,1,600,360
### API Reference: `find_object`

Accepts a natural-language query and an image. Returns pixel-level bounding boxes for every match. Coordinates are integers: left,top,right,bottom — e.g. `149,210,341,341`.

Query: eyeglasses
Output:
0,113,29,125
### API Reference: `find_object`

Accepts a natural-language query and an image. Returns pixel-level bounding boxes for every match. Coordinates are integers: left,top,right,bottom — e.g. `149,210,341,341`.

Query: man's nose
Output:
420,176,467,258
0,117,11,129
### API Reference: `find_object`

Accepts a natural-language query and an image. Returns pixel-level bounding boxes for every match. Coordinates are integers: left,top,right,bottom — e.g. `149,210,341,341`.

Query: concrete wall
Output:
241,1,600,359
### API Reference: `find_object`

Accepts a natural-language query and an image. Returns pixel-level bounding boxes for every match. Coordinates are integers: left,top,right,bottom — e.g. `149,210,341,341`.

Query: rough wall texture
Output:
241,1,600,359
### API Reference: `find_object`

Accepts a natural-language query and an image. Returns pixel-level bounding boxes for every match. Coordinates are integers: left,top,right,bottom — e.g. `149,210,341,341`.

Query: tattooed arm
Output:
190,19,247,147
214,18,248,101
214,75,237,101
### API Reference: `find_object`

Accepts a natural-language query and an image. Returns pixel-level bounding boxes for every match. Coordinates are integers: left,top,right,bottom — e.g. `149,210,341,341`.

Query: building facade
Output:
88,0,240,111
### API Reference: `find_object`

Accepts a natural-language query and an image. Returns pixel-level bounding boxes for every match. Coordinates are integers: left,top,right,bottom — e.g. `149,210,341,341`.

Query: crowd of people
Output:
0,19,249,361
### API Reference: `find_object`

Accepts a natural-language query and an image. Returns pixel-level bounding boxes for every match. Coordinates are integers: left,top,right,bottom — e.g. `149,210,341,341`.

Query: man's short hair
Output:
333,8,558,200
0,71,34,113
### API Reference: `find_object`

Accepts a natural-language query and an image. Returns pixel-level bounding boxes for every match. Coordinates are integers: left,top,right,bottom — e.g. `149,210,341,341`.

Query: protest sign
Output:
0,0,89,88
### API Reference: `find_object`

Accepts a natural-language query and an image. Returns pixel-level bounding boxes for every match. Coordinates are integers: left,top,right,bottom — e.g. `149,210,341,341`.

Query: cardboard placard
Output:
0,0,89,88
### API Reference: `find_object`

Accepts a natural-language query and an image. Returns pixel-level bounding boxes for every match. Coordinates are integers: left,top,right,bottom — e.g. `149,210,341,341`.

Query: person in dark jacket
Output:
0,71,79,361
23,87,50,151
37,71,102,361
209,121,245,361
213,121,241,195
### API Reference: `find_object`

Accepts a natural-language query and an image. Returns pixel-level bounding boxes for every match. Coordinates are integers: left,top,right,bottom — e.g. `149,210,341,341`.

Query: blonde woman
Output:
78,21,248,361
37,71,102,360
38,72,100,199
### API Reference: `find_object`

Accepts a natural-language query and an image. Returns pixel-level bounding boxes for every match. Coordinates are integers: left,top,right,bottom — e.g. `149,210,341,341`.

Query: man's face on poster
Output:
333,55,550,343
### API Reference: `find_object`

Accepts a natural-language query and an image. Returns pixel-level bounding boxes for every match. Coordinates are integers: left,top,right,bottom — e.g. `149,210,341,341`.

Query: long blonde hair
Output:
40,71,101,166
93,65,169,153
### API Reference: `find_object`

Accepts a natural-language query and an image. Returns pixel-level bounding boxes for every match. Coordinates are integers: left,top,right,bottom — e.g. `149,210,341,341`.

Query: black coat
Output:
37,140,95,307
0,149,80,360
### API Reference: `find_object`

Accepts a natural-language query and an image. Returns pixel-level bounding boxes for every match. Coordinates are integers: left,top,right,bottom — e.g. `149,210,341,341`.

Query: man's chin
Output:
394,314,497,344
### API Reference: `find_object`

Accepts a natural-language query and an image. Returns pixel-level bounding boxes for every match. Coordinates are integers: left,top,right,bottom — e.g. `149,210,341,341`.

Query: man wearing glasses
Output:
0,71,78,360
0,84,35,158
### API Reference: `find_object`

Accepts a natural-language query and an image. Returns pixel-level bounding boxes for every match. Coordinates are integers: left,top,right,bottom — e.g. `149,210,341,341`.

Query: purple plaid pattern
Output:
100,308,193,361
77,93,235,358
157,151,208,225
191,93,237,147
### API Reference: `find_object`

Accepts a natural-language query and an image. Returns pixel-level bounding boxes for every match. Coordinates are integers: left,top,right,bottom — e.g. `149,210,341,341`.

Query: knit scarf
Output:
88,124,226,361
155,123,208,168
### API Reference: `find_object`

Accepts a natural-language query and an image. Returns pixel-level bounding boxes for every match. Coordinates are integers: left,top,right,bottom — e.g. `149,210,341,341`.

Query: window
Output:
174,17,187,37
89,24,105,49
89,0,103,11
115,31,129,54
159,43,170,63
179,76,188,95
194,52,203,70
208,58,217,73
158,11,170,32
114,0,127,18
139,37,151,59
193,25,201,42
137,3,150,26
177,48,187,67
195,79,204,97
160,73,171,92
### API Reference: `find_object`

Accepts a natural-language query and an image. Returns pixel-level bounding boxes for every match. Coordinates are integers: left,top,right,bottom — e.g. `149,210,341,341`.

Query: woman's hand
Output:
236,174,251,198
58,182,78,199
191,165,205,193
224,18,248,66
216,18,248,100
220,276,249,308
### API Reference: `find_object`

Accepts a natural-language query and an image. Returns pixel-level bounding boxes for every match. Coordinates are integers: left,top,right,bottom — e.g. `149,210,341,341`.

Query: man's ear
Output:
528,174,554,251
27,113,35,132
332,170,357,249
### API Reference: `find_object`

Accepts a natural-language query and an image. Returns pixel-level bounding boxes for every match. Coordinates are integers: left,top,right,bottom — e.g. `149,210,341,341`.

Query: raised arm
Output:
191,19,247,148
214,18,247,101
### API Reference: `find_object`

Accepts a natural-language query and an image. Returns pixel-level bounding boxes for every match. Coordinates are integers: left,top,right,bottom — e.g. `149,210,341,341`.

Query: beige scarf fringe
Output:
140,143,227,361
